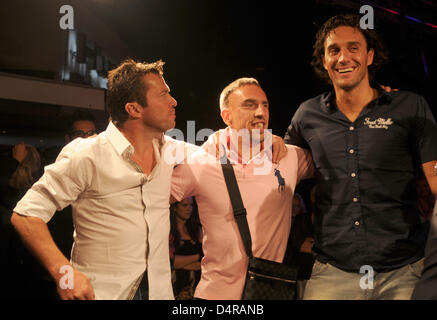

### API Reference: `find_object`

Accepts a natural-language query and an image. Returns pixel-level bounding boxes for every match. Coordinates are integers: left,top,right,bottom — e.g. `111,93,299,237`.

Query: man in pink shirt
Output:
171,78,314,299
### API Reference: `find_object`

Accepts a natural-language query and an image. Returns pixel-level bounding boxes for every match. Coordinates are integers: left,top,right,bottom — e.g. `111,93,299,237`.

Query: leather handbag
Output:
221,163,298,300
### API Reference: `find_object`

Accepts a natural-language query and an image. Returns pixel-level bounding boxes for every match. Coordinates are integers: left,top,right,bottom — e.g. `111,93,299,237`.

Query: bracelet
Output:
435,162,437,176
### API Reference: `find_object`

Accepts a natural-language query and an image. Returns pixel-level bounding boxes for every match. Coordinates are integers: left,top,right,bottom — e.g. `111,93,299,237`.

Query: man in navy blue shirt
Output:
285,13,437,299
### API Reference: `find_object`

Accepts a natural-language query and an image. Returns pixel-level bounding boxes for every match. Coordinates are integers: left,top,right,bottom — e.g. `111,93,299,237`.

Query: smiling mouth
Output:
336,66,356,74
251,122,265,129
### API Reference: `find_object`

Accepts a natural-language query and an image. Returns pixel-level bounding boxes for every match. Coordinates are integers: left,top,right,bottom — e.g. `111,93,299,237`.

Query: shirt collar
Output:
106,121,166,162
322,87,393,112
106,121,133,158
212,127,273,165
322,91,335,112
375,87,393,105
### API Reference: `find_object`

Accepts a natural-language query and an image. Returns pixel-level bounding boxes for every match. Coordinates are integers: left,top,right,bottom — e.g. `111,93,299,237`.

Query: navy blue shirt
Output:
285,90,437,272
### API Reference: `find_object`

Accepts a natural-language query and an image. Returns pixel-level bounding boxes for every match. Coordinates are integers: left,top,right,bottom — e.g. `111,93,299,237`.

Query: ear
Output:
221,108,232,127
322,54,328,71
125,102,142,120
367,48,375,66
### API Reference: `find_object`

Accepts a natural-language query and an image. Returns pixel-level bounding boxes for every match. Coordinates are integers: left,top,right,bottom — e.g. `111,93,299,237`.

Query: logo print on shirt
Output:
363,117,393,130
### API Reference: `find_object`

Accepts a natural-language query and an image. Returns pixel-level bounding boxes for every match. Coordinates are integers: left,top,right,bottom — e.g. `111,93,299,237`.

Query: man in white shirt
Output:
11,59,179,300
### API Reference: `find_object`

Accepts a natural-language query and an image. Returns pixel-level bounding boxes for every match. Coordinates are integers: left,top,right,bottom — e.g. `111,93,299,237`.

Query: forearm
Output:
299,237,315,253
427,166,437,197
174,254,200,269
422,161,437,197
182,261,201,270
430,177,437,197
11,212,70,282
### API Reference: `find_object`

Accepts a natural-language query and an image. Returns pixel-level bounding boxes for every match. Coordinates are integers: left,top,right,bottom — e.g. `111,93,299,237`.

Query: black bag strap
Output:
221,163,253,259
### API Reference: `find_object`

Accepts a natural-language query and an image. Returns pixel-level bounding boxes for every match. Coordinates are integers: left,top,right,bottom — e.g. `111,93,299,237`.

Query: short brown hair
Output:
106,59,165,126
311,13,389,83
219,77,260,111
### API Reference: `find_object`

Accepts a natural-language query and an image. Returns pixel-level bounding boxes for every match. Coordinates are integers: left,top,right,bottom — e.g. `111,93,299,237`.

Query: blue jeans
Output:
303,259,424,300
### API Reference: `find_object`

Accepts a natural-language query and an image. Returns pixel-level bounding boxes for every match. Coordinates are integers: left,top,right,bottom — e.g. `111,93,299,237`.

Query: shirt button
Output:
349,149,355,154
351,173,356,177
354,221,360,226
349,126,355,131
353,197,358,202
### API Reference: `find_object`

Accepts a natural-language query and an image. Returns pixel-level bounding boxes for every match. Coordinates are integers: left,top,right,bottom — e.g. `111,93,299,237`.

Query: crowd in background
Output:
1,115,434,300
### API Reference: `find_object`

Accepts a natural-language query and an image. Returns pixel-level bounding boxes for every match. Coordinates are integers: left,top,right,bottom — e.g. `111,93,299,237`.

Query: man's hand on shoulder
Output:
380,85,399,92
272,135,287,164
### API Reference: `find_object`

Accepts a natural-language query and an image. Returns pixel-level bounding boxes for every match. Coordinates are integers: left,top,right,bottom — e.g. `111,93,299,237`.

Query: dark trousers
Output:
133,272,149,300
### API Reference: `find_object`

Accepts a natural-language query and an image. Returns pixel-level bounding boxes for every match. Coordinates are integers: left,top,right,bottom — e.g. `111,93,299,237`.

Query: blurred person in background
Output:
0,143,42,299
169,197,203,300
41,110,98,167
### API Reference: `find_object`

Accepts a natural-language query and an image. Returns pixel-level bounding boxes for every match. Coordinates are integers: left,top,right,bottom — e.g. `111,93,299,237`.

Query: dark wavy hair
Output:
106,59,165,126
170,198,202,246
311,13,389,84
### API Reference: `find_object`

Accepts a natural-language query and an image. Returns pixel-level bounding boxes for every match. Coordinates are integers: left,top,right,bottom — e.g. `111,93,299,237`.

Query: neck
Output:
119,121,162,155
118,121,163,175
176,218,187,236
334,79,376,114
176,215,186,225
228,129,264,162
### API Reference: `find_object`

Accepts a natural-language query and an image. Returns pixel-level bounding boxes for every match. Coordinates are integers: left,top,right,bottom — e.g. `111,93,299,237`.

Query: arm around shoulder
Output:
294,146,315,180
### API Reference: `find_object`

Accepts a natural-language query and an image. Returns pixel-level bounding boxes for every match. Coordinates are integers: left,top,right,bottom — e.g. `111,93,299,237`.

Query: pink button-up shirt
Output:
171,129,314,299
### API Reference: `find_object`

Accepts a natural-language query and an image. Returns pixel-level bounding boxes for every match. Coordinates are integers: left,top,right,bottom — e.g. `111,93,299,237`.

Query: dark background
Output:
96,1,437,139
0,0,436,145
0,0,436,303
84,0,437,138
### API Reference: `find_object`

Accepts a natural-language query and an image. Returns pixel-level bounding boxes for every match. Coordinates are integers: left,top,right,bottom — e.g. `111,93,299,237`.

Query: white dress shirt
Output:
14,122,181,300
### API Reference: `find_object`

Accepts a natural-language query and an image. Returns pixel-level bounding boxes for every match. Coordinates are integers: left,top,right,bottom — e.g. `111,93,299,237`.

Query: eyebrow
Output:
327,41,362,50
160,88,170,95
242,98,269,105
347,41,361,46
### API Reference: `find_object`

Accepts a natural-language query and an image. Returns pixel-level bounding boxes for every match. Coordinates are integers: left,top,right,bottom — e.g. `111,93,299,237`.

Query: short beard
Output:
335,68,367,91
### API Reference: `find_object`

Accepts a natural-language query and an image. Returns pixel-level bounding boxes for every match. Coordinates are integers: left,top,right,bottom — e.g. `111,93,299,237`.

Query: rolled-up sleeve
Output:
14,144,91,223
284,107,310,149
